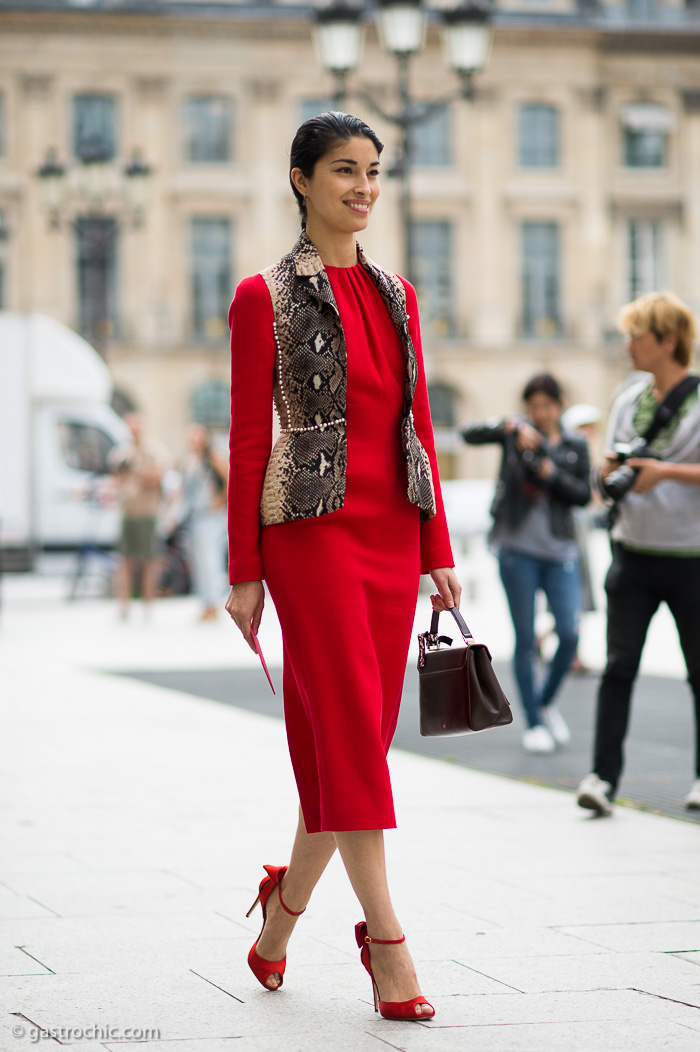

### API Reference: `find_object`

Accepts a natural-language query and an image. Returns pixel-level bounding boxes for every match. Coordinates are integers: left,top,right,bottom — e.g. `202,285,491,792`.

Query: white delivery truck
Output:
0,313,130,570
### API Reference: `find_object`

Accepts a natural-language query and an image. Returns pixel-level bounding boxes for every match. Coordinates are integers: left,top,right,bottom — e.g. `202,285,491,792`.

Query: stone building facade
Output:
0,0,699,477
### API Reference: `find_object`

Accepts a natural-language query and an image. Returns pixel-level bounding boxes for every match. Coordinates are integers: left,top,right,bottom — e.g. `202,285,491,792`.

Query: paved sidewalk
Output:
2,574,700,1052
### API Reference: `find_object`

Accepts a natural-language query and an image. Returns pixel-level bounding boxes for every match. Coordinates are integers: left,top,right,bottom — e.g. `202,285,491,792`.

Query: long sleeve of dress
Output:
227,275,276,584
401,279,455,574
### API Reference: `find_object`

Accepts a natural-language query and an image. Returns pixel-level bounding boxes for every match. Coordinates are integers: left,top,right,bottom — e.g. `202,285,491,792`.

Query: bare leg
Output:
334,829,431,1017
116,556,134,618
142,556,160,606
254,807,336,989
253,820,430,1012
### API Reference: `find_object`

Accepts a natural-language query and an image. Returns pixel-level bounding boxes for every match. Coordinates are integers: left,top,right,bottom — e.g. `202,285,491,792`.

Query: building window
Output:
73,94,117,161
427,381,458,428
183,96,234,163
518,104,559,168
624,127,666,168
410,220,453,337
521,221,561,337
413,105,451,167
428,380,459,480
75,217,118,344
626,0,657,16
628,219,664,301
298,98,334,126
621,104,670,168
190,217,232,341
191,380,230,428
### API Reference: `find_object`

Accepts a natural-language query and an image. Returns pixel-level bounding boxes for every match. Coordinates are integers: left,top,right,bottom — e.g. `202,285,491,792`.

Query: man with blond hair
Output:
577,292,700,815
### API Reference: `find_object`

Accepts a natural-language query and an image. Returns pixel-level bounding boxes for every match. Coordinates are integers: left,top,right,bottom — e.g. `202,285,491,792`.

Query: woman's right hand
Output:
514,421,543,453
225,581,265,652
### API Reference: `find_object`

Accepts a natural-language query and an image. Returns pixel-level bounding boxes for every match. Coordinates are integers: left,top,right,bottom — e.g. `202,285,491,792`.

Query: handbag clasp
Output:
417,631,452,667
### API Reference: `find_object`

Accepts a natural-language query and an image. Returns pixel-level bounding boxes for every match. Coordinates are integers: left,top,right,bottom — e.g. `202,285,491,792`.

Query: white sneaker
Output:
522,725,556,754
576,773,613,816
542,705,571,745
684,779,700,810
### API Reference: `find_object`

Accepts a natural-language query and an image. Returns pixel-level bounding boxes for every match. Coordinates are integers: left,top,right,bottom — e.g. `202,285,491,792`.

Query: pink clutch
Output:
251,629,276,695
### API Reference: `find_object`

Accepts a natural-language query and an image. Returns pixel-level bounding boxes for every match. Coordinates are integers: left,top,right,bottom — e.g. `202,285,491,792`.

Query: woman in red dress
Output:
225,112,460,1021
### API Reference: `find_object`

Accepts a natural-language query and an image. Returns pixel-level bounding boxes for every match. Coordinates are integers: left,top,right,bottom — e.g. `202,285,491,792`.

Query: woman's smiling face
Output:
292,136,381,238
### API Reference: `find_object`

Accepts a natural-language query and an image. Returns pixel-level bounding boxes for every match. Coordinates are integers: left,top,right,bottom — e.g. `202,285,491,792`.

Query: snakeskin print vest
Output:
259,232,436,526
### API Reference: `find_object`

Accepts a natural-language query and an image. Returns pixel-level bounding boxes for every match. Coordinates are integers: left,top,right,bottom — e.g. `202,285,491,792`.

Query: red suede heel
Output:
246,864,305,990
355,921,435,1021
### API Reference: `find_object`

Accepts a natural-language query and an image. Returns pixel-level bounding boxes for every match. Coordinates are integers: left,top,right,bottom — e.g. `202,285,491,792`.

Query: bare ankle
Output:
278,874,307,917
363,919,404,943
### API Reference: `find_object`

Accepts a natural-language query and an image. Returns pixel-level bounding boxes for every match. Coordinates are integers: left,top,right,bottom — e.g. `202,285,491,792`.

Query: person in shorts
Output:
110,413,167,618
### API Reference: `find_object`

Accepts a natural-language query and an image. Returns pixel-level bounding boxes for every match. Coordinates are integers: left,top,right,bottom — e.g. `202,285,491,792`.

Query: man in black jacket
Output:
463,374,591,753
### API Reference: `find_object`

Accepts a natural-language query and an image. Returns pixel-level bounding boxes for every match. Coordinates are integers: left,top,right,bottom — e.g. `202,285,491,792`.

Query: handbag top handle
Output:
429,606,474,642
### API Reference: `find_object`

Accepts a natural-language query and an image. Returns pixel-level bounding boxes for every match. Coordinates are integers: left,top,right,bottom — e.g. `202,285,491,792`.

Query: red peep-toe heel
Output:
355,921,435,1021
245,864,305,990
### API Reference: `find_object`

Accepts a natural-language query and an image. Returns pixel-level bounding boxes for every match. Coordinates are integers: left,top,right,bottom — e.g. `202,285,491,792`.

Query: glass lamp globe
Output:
442,2,493,74
376,0,427,58
313,1,365,74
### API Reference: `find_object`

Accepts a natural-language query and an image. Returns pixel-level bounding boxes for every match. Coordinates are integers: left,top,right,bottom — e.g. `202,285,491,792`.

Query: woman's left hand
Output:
429,567,462,612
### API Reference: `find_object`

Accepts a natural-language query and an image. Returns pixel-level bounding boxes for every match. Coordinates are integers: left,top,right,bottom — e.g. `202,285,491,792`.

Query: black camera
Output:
601,436,658,502
520,446,546,477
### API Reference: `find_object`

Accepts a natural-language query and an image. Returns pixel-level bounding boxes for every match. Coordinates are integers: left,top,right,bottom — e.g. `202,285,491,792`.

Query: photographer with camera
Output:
577,292,700,816
462,374,591,753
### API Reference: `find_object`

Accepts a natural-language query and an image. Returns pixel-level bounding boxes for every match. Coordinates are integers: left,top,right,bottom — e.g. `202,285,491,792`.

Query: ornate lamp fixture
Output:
36,144,153,230
311,0,494,282
313,1,492,100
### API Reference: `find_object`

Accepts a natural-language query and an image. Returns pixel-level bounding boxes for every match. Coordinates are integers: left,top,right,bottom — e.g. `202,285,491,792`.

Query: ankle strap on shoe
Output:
278,874,306,918
364,934,405,945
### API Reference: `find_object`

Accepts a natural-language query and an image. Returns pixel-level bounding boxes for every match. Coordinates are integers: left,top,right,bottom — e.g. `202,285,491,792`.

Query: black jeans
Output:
593,543,700,795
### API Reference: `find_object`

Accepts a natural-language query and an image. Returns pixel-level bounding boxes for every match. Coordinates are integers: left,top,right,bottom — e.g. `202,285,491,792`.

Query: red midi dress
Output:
228,261,453,834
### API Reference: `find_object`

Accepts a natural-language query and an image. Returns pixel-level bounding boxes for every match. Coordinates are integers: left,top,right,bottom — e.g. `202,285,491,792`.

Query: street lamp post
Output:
312,0,492,286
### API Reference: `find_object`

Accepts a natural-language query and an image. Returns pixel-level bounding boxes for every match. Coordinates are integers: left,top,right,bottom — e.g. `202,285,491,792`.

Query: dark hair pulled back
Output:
289,111,384,228
522,372,564,405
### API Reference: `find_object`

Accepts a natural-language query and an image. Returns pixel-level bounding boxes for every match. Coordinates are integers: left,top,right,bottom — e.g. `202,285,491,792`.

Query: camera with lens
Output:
520,446,546,478
601,436,658,502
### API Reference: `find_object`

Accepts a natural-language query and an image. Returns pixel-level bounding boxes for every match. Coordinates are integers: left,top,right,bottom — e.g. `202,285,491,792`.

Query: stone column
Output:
574,86,609,349
470,86,509,347
242,76,287,276
126,76,170,350
18,73,65,318
681,91,700,319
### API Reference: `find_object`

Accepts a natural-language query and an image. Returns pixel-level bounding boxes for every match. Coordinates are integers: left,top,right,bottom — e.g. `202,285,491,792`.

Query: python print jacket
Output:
258,231,437,527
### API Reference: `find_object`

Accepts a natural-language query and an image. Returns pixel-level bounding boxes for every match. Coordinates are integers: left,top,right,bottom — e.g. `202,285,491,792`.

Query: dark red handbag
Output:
417,606,513,736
